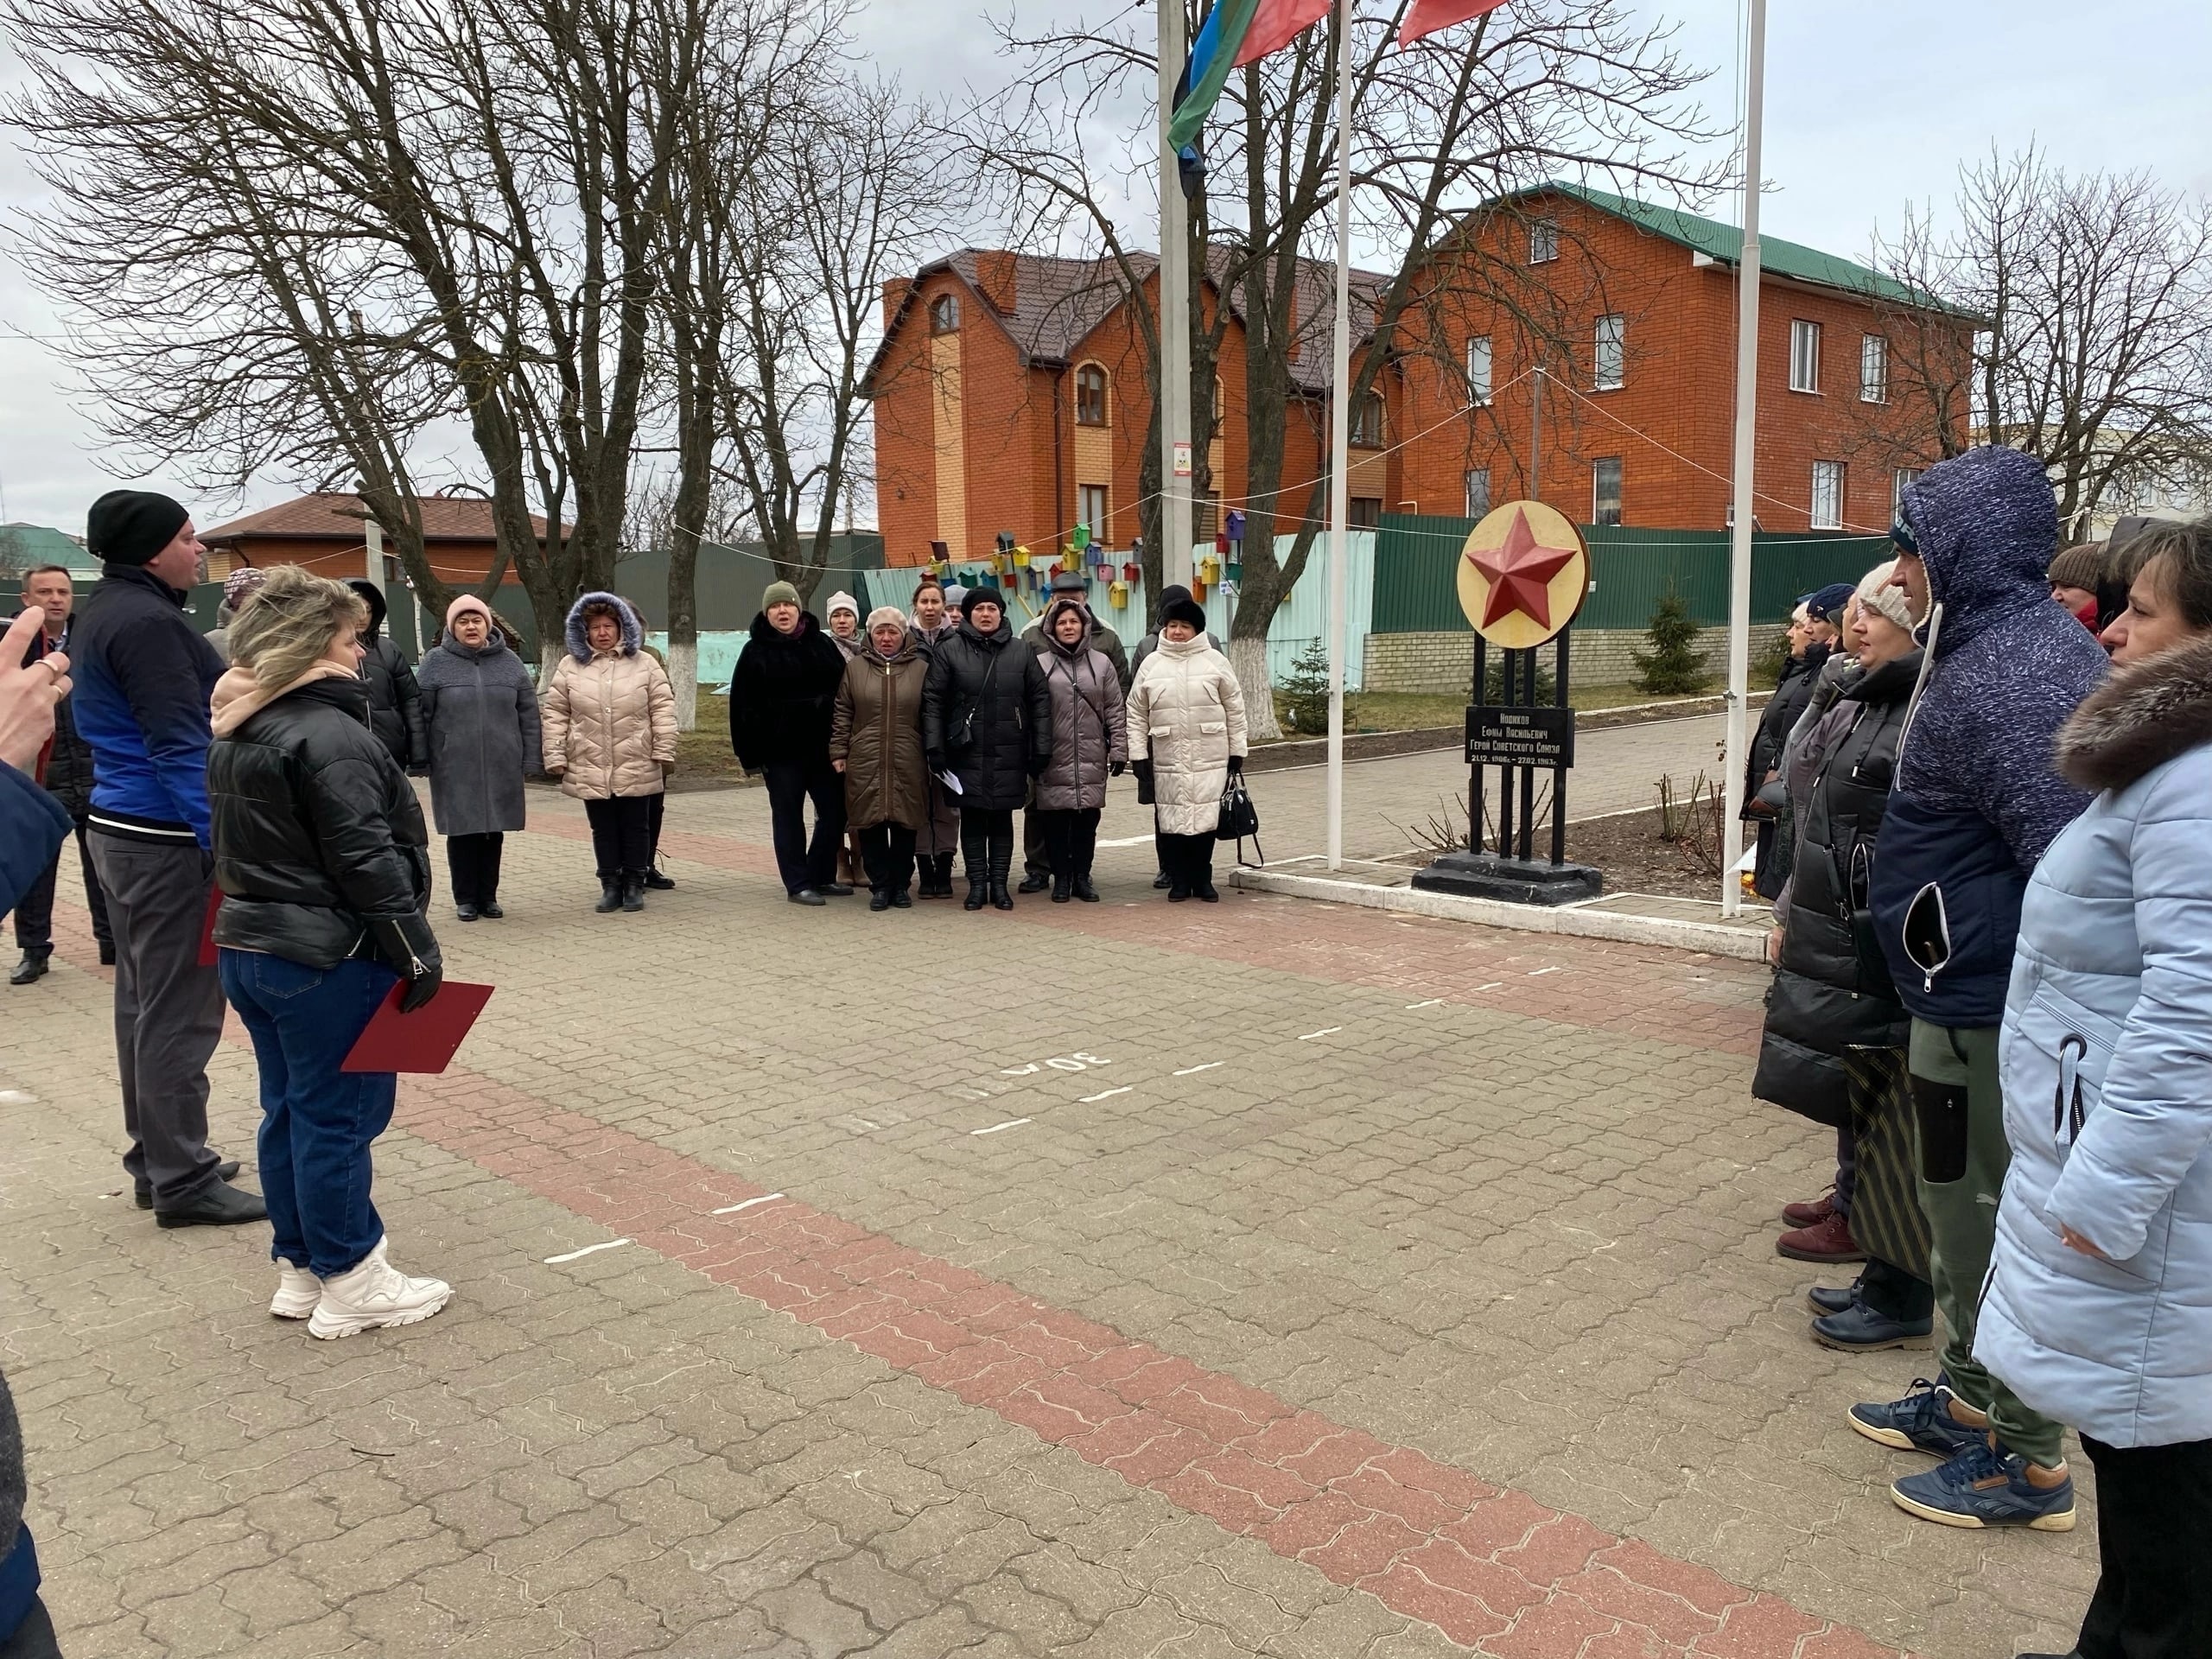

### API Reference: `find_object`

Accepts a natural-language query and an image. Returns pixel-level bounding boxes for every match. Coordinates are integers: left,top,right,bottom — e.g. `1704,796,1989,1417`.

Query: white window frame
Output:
1892,467,1920,515
1077,484,1109,544
1529,219,1559,264
1789,319,1821,393
1859,334,1888,404
1466,334,1492,406
1593,314,1625,391
1592,457,1623,527
1811,461,1846,530
1464,467,1491,520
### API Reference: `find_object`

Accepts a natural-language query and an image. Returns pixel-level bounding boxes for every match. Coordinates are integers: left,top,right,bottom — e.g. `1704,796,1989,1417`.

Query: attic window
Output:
930,294,960,334
1075,363,1109,426
1529,219,1559,264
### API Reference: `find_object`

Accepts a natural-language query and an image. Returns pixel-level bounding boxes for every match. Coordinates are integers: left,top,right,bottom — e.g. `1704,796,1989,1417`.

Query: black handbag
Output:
949,646,1000,753
1215,774,1263,866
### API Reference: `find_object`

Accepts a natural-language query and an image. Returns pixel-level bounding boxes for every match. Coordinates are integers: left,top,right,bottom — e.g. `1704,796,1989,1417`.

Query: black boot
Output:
10,951,48,986
1072,874,1099,903
594,878,622,914
963,877,988,911
988,833,1015,911
1051,874,1072,904
644,864,676,891
934,854,957,898
620,873,645,912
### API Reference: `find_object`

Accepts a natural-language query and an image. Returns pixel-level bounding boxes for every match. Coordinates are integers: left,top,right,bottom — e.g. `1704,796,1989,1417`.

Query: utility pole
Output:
1323,0,1352,871
1719,0,1767,917
1157,0,1194,594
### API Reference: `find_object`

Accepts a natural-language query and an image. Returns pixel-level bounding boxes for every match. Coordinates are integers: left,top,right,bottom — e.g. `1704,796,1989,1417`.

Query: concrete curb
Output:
1227,865,1770,961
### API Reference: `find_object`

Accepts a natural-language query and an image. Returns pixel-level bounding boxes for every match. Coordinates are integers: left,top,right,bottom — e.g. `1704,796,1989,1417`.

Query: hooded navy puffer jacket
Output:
1869,446,2107,1026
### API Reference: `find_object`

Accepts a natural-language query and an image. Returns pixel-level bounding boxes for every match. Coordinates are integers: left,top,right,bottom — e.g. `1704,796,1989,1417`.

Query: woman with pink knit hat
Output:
416,593,541,919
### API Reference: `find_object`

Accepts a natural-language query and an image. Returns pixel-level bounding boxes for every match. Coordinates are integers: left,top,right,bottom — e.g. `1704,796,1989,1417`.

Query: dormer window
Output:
930,294,960,334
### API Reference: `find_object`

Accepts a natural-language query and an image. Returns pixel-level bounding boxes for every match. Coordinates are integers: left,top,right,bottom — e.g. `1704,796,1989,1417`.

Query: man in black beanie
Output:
71,491,260,1228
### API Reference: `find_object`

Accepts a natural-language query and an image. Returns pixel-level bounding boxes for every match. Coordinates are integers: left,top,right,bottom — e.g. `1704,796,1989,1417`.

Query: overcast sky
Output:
1,0,2205,535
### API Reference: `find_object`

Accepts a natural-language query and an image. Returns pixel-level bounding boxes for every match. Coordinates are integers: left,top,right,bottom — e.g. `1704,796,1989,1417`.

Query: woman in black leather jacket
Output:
207,566,454,1341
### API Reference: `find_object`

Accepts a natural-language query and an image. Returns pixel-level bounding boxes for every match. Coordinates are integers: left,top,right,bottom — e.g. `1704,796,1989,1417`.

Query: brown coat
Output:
830,636,930,831
541,648,677,800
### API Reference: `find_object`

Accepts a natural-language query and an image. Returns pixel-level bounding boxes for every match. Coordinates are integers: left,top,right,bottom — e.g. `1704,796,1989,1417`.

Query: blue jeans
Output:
219,950,398,1278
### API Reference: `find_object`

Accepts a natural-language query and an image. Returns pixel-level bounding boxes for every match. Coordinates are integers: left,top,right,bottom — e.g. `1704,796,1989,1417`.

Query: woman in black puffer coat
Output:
921,585,1051,911
208,566,452,1340
345,580,428,771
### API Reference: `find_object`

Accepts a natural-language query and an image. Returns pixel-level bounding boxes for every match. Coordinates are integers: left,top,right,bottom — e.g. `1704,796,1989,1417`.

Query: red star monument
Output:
1467,506,1577,630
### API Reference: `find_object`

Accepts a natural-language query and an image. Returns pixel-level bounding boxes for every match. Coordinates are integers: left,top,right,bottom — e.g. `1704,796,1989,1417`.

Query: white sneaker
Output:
270,1264,321,1319
308,1238,453,1340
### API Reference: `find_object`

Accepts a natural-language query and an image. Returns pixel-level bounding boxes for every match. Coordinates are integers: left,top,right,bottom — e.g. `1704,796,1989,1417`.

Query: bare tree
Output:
1866,147,2212,537
969,0,1715,735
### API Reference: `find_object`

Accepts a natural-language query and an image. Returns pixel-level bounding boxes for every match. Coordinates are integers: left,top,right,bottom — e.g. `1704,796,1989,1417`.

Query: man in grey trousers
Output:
70,491,259,1227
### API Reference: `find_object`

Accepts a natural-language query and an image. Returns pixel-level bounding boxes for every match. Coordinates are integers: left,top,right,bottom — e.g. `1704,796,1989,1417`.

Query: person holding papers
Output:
207,565,454,1340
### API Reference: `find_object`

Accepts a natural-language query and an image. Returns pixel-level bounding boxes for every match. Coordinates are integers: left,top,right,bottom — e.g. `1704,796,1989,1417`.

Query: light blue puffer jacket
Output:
1975,636,2212,1448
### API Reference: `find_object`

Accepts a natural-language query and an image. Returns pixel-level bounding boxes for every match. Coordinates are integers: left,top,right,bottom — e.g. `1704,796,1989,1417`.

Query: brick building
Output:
864,250,1391,569
200,492,550,586
870,187,1971,571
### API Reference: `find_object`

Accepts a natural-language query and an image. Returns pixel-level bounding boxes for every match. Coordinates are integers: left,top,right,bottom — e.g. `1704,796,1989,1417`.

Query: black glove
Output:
369,912,444,1013
1226,755,1243,776
925,751,947,776
1109,759,1126,778
1027,755,1051,779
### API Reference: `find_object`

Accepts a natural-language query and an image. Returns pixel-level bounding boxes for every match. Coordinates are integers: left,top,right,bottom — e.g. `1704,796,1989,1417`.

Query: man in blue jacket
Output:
73,491,260,1228
1850,447,2107,1529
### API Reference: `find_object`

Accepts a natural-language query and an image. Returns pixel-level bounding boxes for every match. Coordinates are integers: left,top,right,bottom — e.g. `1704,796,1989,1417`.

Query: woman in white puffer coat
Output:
1126,592,1246,903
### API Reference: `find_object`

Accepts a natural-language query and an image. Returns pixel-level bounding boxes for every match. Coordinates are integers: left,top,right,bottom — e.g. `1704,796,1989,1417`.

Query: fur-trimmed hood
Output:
2057,634,2212,795
563,591,642,662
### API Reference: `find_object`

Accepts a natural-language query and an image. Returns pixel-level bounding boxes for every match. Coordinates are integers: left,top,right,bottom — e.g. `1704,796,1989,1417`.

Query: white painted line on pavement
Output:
1297,1027,1343,1040
0,1090,35,1105
1095,834,1155,847
1474,982,1504,992
971,1118,1032,1136
1527,966,1563,977
1405,998,1444,1009
1078,1087,1132,1103
712,1193,785,1216
545,1238,632,1264
1172,1062,1224,1077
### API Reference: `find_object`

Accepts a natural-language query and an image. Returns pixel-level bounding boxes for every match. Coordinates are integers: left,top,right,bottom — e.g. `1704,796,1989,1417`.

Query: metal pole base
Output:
1411,852,1603,907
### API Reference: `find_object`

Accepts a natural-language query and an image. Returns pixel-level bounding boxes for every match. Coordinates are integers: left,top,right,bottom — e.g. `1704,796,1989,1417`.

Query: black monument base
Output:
1411,851,1604,907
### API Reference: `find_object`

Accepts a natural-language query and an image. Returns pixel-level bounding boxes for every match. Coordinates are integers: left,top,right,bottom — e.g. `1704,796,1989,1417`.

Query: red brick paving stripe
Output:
383,1061,1901,1659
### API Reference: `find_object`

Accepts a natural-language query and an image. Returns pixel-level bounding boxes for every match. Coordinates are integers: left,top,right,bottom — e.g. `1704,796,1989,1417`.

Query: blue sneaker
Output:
1847,1376,1984,1458
1891,1437,2075,1530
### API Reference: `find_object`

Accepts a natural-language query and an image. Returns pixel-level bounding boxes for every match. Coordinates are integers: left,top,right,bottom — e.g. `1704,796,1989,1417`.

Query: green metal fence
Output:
1370,514,1891,633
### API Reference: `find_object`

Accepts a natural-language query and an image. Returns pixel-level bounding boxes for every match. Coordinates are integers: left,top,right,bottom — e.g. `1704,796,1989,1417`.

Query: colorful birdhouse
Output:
1108,579,1129,607
1122,562,1141,583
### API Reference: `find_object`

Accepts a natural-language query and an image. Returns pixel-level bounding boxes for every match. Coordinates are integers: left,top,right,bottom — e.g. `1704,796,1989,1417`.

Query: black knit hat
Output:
961,583,1006,619
88,490,189,568
1161,593,1206,632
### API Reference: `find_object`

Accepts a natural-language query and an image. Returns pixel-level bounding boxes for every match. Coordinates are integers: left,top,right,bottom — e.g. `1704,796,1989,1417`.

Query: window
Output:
1465,335,1492,405
929,293,960,334
1464,467,1491,520
1789,319,1821,392
1529,219,1559,264
1859,334,1888,404
1074,364,1108,426
1592,458,1623,527
1349,497,1382,530
1077,485,1109,544
1348,391,1385,448
1892,467,1921,514
1593,314,1625,391
1811,461,1846,530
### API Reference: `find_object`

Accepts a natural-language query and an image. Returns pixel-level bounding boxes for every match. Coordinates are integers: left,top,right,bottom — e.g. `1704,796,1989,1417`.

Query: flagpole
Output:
1159,0,1194,594
1719,0,1766,918
1320,0,1353,873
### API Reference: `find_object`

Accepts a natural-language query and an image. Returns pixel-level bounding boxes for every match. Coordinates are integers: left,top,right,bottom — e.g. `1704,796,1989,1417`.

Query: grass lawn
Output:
671,720,752,788
1276,683,1702,736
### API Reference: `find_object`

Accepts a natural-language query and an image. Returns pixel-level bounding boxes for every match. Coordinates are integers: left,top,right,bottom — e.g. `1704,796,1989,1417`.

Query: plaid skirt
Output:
1843,1046,1932,1283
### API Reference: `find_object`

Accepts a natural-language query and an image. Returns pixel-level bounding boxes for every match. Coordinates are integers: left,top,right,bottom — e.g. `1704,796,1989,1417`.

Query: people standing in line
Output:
71,491,260,1227
1033,594,1127,903
344,581,428,773
0,607,73,921
1129,585,1220,890
728,581,851,906
1017,570,1128,893
1126,592,1246,904
540,592,677,915
922,584,1051,912
1742,587,1849,899
416,594,541,922
831,607,930,911
207,566,452,1339
203,565,266,663
10,565,113,983
1850,445,2108,1532
908,577,961,898
1755,563,1934,1348
1975,521,2212,1656
825,592,863,661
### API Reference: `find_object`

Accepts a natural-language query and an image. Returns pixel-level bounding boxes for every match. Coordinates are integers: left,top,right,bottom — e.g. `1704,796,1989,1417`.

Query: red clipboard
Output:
341,981,495,1074
196,885,223,967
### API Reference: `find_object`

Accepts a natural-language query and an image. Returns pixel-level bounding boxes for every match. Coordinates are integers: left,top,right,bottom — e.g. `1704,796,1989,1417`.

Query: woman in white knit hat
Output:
824,591,862,661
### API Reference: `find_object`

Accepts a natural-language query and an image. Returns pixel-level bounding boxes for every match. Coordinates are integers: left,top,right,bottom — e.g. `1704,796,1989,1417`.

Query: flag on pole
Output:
1166,0,1334,149
1397,0,1506,48
1236,0,1332,65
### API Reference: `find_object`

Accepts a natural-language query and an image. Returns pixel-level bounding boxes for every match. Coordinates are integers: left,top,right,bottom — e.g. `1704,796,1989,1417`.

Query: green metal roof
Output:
1512,181,1974,319
0,523,92,575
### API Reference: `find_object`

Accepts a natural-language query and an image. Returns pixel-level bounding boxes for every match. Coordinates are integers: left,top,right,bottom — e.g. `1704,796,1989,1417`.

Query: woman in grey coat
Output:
1033,595,1127,901
416,594,542,920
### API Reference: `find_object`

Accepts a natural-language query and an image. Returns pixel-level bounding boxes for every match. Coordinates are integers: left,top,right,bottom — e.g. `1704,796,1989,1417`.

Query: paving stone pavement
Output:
0,779,2098,1659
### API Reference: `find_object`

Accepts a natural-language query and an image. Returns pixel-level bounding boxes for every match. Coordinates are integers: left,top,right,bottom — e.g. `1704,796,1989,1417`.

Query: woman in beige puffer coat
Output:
540,591,677,913
1125,593,1246,903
